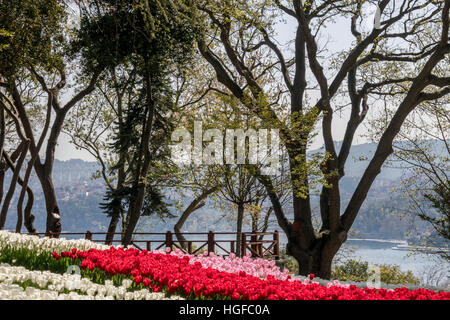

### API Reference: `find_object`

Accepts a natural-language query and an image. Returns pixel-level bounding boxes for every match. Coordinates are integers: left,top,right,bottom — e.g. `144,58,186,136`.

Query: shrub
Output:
332,259,420,285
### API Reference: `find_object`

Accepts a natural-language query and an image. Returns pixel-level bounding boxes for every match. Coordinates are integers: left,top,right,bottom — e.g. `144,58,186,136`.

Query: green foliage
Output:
279,251,300,275
422,180,450,242
0,246,71,274
0,0,66,77
71,0,200,74
332,260,369,282
0,28,12,52
278,252,420,285
332,259,420,285
72,0,201,228
0,246,225,299
0,246,154,291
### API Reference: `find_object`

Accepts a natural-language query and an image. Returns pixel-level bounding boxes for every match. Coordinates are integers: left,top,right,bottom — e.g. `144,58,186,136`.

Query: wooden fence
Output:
33,230,280,259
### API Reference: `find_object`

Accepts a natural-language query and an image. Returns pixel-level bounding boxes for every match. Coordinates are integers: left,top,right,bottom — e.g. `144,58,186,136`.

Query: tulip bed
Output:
1,231,449,300
54,247,450,300
163,249,291,280
0,263,183,300
0,231,184,300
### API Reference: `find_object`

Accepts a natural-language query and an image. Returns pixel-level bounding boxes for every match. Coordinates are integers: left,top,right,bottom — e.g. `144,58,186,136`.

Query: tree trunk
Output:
288,231,346,279
105,215,119,245
235,202,244,257
34,168,61,237
105,182,125,245
105,166,125,245
0,167,4,206
122,68,154,246
258,207,272,241
16,156,38,233
2,151,36,233
174,187,218,249
9,72,101,237
0,140,29,230
122,182,146,246
0,102,4,204
105,82,126,245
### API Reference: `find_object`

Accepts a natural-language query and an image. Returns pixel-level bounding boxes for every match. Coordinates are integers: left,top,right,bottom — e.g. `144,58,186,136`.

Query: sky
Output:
54,4,379,162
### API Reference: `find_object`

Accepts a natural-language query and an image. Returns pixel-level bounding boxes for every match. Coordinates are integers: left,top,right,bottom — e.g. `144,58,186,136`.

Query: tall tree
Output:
74,0,199,245
196,0,450,278
0,0,104,235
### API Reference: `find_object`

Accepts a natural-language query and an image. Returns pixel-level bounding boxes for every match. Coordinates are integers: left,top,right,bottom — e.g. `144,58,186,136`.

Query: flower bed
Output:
55,247,450,300
0,230,112,254
0,263,183,300
161,249,291,280
1,231,449,300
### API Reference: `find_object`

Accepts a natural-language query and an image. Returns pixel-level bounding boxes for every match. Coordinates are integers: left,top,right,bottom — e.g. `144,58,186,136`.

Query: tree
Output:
173,182,219,249
0,75,45,233
220,165,267,256
391,99,449,260
196,0,450,278
64,65,136,244
0,0,102,235
74,0,200,245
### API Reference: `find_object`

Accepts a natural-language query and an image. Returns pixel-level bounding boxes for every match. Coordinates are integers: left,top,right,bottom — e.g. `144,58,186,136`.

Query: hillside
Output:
2,142,434,240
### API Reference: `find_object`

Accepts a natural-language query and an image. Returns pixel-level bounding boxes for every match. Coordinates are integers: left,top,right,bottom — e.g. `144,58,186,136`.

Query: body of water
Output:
344,239,448,277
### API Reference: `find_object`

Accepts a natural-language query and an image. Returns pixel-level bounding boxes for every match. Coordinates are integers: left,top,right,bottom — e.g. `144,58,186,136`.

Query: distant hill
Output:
2,141,441,241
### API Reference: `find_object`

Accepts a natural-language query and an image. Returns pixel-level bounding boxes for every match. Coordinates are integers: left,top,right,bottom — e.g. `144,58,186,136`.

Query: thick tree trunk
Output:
235,202,244,257
122,183,146,246
288,231,346,279
34,168,61,237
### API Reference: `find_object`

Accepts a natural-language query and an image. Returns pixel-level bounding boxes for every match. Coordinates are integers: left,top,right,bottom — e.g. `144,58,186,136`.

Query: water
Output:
344,239,447,277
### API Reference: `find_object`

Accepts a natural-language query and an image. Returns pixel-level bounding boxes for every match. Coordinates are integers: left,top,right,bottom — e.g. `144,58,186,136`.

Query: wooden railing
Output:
30,230,280,259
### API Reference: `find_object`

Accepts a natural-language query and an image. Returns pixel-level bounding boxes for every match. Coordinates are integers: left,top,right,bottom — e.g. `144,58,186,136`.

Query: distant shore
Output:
346,238,449,254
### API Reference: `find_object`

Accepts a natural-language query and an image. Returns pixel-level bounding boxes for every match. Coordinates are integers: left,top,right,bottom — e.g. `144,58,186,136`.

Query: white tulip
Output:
0,232,186,300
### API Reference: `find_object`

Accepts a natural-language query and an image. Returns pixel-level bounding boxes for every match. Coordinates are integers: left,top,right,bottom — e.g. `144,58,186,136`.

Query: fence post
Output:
241,233,246,257
85,231,92,241
165,231,173,250
273,230,279,259
258,239,263,257
251,234,257,258
207,231,214,254
146,241,151,251
230,241,235,255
